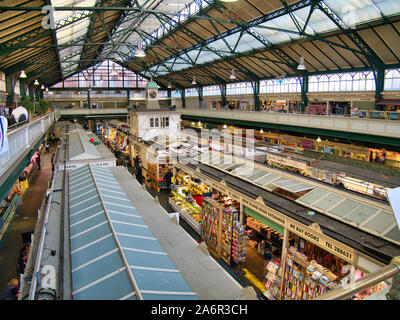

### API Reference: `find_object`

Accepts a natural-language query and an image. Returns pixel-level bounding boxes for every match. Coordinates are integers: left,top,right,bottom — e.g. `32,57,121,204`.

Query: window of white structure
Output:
203,85,221,96
150,116,160,128
384,69,400,91
161,116,169,128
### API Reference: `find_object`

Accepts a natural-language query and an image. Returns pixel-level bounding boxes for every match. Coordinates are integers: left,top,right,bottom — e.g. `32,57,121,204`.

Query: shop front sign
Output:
177,162,356,263
321,146,334,154
287,222,355,263
300,139,313,150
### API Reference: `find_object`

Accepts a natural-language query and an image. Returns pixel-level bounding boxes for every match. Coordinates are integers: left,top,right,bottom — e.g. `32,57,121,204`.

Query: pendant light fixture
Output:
229,69,236,80
40,84,45,90
316,136,322,143
19,70,27,79
192,76,196,85
134,39,146,58
34,79,39,86
297,56,306,70
260,129,264,134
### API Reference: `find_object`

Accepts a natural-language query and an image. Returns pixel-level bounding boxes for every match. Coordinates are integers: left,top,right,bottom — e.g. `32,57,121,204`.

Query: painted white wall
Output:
131,111,181,142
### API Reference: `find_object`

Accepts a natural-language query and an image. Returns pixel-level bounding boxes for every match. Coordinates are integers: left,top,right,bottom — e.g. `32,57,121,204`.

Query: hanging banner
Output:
0,116,8,156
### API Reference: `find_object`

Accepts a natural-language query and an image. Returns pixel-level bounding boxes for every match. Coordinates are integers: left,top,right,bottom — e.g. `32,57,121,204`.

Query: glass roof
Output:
68,164,197,300
144,0,400,78
51,0,96,77
196,151,400,246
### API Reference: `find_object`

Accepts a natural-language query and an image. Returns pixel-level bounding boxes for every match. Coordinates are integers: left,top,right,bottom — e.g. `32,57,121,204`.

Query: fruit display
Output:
170,192,202,224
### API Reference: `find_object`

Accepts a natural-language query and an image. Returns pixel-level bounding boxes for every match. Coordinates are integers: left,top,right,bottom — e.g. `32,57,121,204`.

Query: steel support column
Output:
375,68,385,109
252,80,260,111
219,83,227,108
300,75,309,113
5,74,15,106
167,88,172,107
180,88,185,109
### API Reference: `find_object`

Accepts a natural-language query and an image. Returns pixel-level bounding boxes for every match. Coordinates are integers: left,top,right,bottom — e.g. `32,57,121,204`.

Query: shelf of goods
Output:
169,190,202,234
282,247,339,300
201,197,222,256
263,260,282,300
201,197,246,264
148,157,174,192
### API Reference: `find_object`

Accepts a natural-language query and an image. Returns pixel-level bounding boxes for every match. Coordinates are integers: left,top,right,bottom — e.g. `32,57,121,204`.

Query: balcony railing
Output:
314,257,400,300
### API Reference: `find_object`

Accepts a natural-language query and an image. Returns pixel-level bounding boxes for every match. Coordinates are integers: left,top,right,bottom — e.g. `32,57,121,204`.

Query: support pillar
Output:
300,75,309,113
180,88,185,109
167,88,172,107
28,83,34,102
219,83,227,108
374,68,384,110
87,89,91,108
197,86,203,109
19,79,26,98
252,80,260,111
5,74,15,106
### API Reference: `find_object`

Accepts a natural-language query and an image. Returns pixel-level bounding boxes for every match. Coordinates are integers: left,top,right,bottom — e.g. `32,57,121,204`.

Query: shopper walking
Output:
1,278,19,300
51,153,55,171
37,152,41,170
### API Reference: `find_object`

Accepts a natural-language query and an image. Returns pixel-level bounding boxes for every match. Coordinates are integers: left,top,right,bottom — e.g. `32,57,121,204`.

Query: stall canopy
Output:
68,129,101,161
68,164,197,300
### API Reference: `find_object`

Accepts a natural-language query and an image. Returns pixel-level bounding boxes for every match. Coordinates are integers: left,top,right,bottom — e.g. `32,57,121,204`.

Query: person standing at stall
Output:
135,164,143,185
163,169,173,191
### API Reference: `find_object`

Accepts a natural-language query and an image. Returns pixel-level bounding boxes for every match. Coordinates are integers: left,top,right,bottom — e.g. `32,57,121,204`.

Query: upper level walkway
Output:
57,107,400,141
0,113,57,202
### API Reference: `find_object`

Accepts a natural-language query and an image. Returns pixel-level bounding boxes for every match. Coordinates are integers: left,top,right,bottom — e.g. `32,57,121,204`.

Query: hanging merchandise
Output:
263,260,282,300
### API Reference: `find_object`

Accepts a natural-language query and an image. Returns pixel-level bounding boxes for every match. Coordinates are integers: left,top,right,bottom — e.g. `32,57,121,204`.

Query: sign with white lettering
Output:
57,160,116,170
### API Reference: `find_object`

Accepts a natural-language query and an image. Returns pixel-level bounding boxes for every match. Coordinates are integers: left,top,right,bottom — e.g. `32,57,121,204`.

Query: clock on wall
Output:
149,90,157,99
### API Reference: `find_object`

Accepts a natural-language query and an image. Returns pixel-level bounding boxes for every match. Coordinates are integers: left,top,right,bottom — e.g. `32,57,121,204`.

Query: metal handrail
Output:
314,257,400,300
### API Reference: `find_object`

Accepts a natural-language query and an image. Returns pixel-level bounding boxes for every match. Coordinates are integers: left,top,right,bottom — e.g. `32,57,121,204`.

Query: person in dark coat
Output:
135,165,143,184
163,169,173,191
1,278,19,300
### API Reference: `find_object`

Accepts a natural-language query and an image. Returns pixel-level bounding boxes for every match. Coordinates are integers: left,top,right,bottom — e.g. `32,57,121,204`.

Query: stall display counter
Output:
169,189,202,234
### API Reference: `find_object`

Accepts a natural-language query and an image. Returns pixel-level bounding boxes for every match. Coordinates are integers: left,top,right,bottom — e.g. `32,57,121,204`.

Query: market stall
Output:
168,168,212,234
173,161,396,300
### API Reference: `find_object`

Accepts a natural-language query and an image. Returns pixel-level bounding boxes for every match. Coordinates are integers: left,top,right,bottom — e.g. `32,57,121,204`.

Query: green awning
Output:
244,206,284,235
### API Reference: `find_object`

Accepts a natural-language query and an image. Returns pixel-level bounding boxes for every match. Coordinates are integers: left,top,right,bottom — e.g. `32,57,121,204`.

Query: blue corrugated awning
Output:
68,164,197,300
